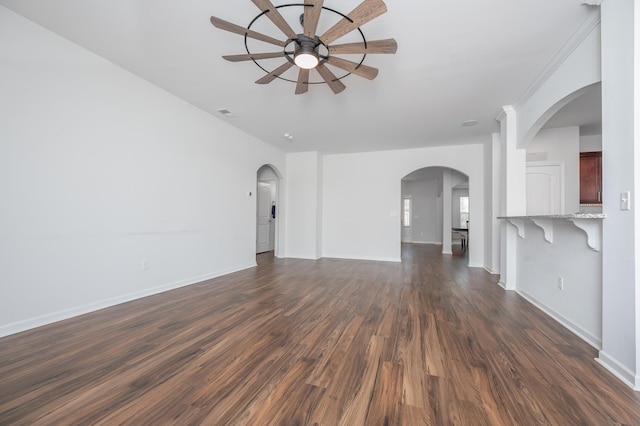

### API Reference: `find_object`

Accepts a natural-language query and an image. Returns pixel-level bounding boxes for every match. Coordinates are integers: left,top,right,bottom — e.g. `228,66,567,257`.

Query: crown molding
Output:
514,7,601,110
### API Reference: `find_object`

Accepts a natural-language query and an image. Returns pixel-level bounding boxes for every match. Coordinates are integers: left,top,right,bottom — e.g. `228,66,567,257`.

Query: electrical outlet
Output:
557,276,564,290
142,259,150,271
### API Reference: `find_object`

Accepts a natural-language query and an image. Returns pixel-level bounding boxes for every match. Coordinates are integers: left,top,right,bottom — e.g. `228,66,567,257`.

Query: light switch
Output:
620,191,631,211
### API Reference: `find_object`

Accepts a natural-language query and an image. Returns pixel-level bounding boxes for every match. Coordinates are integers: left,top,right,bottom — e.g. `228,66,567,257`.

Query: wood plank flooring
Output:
1,244,639,425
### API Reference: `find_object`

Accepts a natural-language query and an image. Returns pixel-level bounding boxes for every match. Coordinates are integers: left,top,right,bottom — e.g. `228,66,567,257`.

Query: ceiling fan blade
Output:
320,0,387,45
303,0,324,38
255,61,295,84
295,68,310,94
251,0,297,40
325,57,378,80
223,52,286,62
329,38,398,55
210,16,285,47
315,64,346,94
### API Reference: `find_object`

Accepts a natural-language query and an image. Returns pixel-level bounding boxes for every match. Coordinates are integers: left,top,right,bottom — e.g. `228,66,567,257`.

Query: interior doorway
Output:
526,161,564,215
401,166,469,257
257,165,279,255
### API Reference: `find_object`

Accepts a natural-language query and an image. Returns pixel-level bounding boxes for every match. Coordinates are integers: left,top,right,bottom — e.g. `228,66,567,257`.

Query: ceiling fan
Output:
210,0,397,94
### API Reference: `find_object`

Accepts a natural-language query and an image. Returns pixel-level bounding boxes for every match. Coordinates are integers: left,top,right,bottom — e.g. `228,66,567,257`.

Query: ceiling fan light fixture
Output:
294,51,319,69
294,43,319,69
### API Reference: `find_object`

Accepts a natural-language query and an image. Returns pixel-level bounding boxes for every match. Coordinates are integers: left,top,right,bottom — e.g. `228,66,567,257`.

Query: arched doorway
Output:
257,165,280,257
524,82,602,215
401,166,470,257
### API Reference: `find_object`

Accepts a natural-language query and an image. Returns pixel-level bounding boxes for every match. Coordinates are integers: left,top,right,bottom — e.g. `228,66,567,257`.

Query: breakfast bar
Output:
498,213,605,349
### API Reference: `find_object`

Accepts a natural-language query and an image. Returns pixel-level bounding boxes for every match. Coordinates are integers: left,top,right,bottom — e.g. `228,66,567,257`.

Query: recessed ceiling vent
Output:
217,108,237,118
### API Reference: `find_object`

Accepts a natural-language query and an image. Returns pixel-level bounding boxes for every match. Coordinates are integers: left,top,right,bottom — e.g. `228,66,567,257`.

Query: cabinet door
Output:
580,152,602,204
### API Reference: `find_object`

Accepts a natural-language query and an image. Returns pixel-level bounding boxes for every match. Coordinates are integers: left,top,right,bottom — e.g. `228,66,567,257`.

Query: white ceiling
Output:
543,83,602,135
0,0,598,154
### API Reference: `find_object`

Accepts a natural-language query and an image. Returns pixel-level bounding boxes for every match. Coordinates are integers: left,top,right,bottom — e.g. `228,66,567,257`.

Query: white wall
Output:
0,7,285,336
516,221,602,348
322,143,485,267
517,19,601,147
580,134,602,152
451,170,467,188
285,151,322,259
599,0,639,389
401,179,443,244
527,126,580,213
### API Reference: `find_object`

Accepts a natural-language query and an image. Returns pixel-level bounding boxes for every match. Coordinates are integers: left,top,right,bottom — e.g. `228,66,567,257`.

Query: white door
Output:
526,162,564,215
256,182,274,253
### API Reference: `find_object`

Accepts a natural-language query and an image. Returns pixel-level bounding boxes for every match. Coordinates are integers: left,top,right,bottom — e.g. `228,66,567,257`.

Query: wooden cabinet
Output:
580,151,602,204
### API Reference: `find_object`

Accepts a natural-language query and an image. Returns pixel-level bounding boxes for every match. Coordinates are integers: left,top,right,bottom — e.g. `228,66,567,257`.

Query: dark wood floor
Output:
1,244,639,425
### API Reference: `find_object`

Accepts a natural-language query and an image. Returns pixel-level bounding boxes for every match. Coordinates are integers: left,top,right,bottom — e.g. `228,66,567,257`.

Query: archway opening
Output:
256,164,281,261
401,166,469,257
525,82,602,215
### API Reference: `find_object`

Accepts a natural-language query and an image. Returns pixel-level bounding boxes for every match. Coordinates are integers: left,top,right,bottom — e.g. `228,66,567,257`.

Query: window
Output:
460,196,469,228
402,197,412,227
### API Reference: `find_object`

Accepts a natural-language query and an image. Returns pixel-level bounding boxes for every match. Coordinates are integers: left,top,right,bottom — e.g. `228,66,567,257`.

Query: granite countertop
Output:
497,213,606,220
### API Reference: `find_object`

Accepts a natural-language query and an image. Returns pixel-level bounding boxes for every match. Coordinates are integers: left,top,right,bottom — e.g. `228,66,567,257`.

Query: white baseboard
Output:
516,289,601,350
321,254,402,263
596,351,640,391
405,241,443,245
483,266,499,275
284,253,321,260
0,263,257,339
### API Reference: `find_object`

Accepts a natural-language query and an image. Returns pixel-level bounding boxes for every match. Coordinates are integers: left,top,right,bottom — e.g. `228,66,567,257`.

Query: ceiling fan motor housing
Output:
293,35,322,69
295,34,320,52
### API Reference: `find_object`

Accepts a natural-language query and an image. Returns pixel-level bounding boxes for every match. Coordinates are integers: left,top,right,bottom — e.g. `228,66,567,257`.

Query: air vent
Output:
216,108,237,118
527,152,548,162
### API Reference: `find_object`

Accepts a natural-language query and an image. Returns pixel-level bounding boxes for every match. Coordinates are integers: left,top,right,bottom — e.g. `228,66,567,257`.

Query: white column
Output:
315,154,324,256
285,151,322,259
490,133,502,273
598,0,640,390
497,106,527,290
484,134,502,274
442,169,452,255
